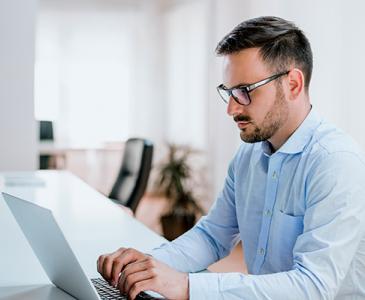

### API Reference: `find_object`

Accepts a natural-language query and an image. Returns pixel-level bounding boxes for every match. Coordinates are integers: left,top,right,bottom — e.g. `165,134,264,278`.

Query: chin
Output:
240,129,250,141
240,130,266,144
240,133,254,143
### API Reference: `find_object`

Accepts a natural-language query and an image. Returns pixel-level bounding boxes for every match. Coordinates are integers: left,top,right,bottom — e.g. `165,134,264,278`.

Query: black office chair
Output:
109,138,154,213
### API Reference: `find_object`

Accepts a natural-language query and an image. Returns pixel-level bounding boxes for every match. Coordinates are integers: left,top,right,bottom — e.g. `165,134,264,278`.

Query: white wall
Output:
163,0,208,150
36,0,140,146
0,0,38,171
128,0,166,145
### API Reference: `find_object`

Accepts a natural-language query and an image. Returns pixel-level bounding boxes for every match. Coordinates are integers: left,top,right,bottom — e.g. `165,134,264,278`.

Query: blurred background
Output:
1,0,365,270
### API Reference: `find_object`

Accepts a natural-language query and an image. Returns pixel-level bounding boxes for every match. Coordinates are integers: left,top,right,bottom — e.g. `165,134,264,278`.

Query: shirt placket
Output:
252,154,283,274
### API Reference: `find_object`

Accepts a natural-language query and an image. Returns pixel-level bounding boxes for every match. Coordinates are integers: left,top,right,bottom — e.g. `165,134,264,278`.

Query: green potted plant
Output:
154,144,204,241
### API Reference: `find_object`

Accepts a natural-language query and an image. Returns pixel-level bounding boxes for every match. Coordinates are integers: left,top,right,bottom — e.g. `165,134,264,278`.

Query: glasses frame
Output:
217,70,289,106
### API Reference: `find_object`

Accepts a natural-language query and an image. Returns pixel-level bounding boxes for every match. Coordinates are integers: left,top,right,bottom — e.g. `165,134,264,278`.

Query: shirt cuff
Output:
189,273,220,300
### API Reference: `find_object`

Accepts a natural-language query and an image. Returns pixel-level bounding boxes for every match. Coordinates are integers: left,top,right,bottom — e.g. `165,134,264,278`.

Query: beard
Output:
236,84,289,143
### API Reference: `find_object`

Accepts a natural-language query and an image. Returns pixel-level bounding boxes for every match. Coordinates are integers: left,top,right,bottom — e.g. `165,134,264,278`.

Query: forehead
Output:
221,48,270,87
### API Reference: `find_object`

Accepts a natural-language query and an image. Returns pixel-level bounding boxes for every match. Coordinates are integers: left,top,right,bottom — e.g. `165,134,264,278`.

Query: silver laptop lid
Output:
2,192,100,300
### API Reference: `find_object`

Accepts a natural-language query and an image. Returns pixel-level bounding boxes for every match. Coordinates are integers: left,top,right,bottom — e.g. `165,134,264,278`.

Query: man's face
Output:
222,48,289,143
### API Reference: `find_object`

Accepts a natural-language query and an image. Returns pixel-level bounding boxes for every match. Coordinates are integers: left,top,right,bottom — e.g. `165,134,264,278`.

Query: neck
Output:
268,101,311,151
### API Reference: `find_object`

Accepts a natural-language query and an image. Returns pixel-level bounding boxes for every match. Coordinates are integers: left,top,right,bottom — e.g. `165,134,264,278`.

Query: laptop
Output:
2,192,163,300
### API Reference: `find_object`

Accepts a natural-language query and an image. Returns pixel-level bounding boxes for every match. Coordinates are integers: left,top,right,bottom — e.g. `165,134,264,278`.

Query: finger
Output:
97,253,114,276
101,248,126,282
124,270,154,295
97,255,106,274
119,259,152,292
111,249,146,286
129,279,156,300
97,252,116,274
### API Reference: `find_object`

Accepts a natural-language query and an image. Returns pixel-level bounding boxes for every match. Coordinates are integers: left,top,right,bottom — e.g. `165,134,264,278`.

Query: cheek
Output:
249,89,276,123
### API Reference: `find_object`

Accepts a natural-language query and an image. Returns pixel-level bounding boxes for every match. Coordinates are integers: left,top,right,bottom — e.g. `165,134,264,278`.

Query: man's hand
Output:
97,247,189,300
97,247,139,287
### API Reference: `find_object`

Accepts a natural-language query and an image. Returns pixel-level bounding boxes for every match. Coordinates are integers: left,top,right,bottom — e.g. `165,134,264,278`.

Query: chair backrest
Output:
108,138,153,213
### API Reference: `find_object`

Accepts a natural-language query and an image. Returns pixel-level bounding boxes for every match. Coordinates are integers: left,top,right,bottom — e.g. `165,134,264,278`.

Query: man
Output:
97,16,365,299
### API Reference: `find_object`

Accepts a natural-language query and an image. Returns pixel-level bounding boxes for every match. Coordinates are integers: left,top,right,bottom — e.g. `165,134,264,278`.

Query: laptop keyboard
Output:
91,278,157,300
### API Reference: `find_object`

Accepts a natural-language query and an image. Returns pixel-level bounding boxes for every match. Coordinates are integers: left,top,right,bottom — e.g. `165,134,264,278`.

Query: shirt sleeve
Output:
150,155,241,273
188,151,365,299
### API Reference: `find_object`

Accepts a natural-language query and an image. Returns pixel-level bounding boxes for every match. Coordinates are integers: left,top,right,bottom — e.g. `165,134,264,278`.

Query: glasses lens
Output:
232,88,250,105
217,88,230,103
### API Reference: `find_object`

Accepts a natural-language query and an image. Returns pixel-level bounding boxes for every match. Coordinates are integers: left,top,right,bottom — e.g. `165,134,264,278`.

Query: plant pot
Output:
160,211,196,241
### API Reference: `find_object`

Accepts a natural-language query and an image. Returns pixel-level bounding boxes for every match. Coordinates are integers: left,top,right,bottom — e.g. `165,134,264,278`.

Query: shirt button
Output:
272,171,277,179
264,209,272,216
258,248,265,255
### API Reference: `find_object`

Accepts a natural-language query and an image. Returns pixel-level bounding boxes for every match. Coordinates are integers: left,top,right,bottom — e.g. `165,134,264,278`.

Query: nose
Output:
227,96,244,116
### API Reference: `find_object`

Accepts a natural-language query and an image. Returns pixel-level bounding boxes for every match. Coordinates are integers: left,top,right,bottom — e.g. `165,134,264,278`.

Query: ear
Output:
286,68,304,100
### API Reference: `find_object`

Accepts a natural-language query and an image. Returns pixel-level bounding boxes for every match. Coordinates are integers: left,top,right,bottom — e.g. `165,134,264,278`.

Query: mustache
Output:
234,115,251,122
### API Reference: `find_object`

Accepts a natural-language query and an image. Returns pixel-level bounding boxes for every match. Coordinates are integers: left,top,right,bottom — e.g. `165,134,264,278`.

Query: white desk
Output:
0,171,166,299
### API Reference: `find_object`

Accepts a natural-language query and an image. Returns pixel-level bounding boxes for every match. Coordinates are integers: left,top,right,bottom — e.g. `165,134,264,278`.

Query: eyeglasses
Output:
217,71,289,106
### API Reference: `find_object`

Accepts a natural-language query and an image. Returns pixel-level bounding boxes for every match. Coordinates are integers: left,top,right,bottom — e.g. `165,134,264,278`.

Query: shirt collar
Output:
261,107,323,156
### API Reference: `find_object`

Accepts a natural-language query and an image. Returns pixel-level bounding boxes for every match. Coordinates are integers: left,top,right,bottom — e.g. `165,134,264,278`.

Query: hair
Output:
216,16,313,90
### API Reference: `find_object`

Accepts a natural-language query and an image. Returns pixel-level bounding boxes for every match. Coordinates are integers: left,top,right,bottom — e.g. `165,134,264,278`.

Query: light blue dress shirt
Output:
151,109,365,299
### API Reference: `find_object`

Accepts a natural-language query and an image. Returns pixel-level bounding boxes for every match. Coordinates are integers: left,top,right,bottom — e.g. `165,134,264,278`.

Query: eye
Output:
231,87,251,105
232,88,248,99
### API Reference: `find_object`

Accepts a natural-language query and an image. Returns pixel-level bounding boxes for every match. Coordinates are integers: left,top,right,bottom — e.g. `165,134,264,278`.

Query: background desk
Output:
38,142,124,195
0,171,166,299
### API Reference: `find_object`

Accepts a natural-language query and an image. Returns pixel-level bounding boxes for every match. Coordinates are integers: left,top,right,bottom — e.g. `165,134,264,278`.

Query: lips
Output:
237,121,250,129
